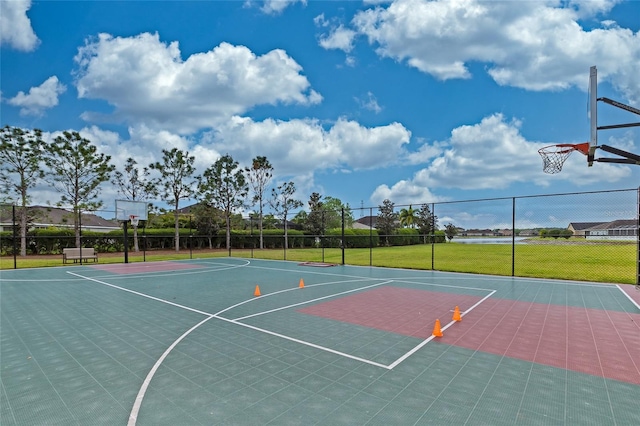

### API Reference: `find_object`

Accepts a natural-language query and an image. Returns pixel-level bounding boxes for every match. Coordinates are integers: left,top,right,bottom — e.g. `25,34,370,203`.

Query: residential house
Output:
581,219,637,240
0,206,120,233
567,222,605,238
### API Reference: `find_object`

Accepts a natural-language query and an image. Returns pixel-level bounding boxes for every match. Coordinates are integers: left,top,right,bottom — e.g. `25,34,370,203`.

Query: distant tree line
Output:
2,125,449,256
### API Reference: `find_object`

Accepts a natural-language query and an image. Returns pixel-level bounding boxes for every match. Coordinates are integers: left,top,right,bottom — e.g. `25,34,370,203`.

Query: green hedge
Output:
0,227,444,255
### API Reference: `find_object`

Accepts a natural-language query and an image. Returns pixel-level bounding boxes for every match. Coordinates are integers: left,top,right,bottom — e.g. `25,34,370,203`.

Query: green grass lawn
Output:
2,242,636,284
233,243,636,284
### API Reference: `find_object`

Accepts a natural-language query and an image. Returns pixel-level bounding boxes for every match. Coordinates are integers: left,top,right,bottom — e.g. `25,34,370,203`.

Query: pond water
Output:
453,237,529,244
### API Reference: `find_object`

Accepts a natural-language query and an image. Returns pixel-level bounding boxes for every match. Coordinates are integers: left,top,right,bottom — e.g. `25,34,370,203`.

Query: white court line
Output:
214,278,373,317
0,260,251,283
66,272,216,426
616,284,640,310
464,289,497,314
386,289,497,369
233,280,394,321
66,272,212,316
392,278,494,292
127,315,215,426
213,315,391,370
90,260,250,281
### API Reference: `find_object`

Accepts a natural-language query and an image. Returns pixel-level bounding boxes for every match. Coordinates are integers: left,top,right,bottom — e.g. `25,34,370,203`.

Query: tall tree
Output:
416,203,438,243
0,126,45,256
376,199,397,246
305,192,324,236
322,196,354,229
191,203,221,249
245,156,273,249
112,158,156,251
198,154,248,250
150,148,196,252
43,131,115,247
270,181,303,249
444,223,458,242
399,205,417,228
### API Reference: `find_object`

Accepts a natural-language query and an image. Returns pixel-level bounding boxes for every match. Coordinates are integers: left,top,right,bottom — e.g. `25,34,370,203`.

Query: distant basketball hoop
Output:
129,215,140,227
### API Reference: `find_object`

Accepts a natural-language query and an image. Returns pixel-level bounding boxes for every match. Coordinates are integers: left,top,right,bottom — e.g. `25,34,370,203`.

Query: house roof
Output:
0,206,119,228
585,219,636,230
356,216,377,227
568,222,605,230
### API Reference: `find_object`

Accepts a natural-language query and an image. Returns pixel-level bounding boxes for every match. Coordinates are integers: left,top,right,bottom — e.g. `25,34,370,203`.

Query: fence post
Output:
369,207,373,266
321,210,325,263
431,203,435,270
341,208,345,265
12,205,17,269
123,220,129,264
512,197,516,276
79,210,83,263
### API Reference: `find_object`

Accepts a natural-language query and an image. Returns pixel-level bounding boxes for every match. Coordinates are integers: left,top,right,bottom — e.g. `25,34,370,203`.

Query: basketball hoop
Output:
538,143,590,174
129,215,139,227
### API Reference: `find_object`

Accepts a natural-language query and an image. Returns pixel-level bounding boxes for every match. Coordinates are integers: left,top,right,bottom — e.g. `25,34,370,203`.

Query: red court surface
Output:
442,298,640,385
90,261,203,274
300,286,640,385
298,286,483,338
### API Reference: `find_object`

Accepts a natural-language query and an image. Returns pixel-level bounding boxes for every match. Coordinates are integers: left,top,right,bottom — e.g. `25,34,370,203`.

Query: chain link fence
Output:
2,188,638,284
237,188,639,284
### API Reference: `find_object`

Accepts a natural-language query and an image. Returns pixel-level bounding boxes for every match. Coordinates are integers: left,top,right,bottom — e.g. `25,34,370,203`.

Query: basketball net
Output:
129,215,139,227
538,143,590,174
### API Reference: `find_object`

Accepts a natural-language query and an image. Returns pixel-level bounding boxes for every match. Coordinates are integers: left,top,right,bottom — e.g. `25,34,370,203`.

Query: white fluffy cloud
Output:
260,0,306,15
371,113,632,204
74,33,322,133
319,25,357,52
206,116,411,175
0,0,39,51
352,0,640,103
7,76,66,116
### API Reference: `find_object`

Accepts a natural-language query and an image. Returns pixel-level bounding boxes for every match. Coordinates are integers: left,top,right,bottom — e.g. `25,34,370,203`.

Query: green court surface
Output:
1,258,638,425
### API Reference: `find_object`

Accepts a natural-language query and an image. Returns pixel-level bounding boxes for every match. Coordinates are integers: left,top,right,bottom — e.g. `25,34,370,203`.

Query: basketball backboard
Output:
115,199,149,221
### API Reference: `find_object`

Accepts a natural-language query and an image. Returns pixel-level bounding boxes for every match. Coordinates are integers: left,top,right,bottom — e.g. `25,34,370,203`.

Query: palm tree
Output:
399,205,417,228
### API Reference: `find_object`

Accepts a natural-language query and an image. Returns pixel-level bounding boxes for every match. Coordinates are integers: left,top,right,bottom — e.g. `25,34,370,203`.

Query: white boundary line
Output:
386,289,496,369
616,284,640,310
127,315,215,426
214,278,373,317
66,271,211,316
392,278,493,292
232,280,394,321
213,315,390,370
66,271,218,426
2,259,250,282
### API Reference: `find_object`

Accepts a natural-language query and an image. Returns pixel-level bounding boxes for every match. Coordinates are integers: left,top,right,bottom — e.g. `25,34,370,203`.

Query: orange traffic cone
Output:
453,306,462,322
254,285,261,297
432,319,443,337
299,278,305,288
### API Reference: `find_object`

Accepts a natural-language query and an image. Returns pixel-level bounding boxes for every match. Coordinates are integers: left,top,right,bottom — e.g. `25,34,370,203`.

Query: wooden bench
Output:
62,247,98,264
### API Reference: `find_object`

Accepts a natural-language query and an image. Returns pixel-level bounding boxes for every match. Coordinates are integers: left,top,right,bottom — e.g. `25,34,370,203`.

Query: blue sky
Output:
1,0,639,227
